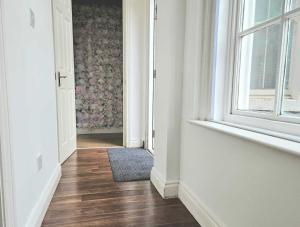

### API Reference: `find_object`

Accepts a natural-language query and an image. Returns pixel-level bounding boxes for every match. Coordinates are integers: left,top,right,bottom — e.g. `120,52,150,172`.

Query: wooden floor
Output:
42,149,200,227
77,134,123,149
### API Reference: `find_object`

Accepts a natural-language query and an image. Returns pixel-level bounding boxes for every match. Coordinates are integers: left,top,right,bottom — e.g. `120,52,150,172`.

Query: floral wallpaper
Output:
73,1,123,129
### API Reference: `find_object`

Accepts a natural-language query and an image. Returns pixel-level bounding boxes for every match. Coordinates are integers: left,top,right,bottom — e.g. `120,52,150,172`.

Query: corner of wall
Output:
150,167,179,198
151,166,224,227
126,138,144,148
25,165,61,227
178,182,224,227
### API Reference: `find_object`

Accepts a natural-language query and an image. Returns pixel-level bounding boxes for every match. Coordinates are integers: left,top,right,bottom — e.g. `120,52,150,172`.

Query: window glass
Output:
243,0,284,30
288,0,300,11
237,24,281,112
282,15,300,117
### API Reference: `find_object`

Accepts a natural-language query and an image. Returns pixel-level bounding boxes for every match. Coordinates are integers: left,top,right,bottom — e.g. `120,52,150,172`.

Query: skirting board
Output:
126,139,144,148
150,167,179,198
25,165,62,227
178,182,224,227
77,128,123,134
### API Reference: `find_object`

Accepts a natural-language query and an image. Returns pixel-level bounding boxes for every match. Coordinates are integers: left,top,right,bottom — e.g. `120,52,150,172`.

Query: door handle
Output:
57,72,67,87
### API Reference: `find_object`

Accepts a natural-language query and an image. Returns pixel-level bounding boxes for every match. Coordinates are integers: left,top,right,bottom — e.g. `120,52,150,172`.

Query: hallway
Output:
42,149,200,226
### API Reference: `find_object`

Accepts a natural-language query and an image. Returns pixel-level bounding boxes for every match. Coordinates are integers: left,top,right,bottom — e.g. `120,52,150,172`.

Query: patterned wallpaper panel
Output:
73,1,123,129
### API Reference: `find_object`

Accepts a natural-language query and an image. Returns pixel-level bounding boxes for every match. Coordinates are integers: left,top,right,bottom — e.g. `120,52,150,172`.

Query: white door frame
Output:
122,0,129,147
123,0,152,149
145,0,155,151
0,0,17,226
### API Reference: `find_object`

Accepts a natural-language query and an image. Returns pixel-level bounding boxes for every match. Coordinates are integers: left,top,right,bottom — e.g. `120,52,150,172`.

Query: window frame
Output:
222,0,300,139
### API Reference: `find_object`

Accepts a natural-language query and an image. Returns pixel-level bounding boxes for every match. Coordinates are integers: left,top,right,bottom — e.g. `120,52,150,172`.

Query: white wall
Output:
123,0,148,148
151,0,300,226
1,0,60,226
179,0,300,226
180,124,300,227
151,0,186,192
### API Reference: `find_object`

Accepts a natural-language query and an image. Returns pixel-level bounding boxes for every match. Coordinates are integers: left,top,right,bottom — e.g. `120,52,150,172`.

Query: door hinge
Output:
154,3,158,20
152,130,155,138
153,69,157,79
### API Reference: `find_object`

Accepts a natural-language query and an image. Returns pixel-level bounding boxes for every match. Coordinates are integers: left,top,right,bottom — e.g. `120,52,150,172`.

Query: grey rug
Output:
108,148,153,182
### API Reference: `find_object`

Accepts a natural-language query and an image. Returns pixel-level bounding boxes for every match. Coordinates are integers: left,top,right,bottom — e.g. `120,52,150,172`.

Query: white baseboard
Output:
150,167,179,198
77,128,123,134
178,182,223,227
150,167,165,196
126,139,144,148
25,165,62,227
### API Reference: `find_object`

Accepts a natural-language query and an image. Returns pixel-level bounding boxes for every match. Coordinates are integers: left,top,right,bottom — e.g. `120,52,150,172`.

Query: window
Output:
222,0,300,138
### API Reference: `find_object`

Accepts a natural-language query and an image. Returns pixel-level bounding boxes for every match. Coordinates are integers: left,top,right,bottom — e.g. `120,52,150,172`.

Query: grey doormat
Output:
108,148,153,182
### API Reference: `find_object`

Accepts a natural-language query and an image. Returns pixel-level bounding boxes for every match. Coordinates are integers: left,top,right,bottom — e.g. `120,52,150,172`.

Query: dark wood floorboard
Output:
42,149,200,227
77,134,123,149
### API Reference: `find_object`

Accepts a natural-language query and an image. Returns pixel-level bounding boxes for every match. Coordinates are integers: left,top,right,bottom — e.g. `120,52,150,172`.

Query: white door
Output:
53,0,76,163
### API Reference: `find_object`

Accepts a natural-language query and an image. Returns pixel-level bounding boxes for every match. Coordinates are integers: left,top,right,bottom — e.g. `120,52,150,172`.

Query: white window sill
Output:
188,120,300,157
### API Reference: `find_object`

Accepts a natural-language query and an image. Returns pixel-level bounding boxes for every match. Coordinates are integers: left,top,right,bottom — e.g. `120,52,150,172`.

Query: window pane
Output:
237,24,281,112
243,0,284,30
288,0,300,11
282,15,300,117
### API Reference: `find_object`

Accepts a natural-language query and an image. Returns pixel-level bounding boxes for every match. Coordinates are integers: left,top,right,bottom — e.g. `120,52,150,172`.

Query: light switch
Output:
30,8,35,28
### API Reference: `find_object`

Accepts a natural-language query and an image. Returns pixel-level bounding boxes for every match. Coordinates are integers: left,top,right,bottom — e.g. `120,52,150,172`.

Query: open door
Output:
53,0,76,163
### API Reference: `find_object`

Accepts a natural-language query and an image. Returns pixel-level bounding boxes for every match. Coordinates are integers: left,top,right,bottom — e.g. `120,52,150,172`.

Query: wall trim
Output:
150,167,179,198
122,0,148,148
144,0,154,151
25,165,62,227
127,139,144,148
77,128,123,135
178,182,223,227
150,168,223,226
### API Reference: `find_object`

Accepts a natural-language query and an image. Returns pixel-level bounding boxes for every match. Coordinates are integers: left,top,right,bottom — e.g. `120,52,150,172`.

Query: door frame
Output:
0,0,17,225
144,0,155,151
123,0,153,149
122,0,129,147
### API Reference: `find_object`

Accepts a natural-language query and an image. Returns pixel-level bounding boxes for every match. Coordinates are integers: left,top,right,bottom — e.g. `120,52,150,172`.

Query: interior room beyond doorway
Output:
72,0,123,148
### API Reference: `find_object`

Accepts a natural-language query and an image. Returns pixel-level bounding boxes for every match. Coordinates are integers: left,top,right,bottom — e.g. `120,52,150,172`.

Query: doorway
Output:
53,0,124,162
72,0,124,149
53,0,155,162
